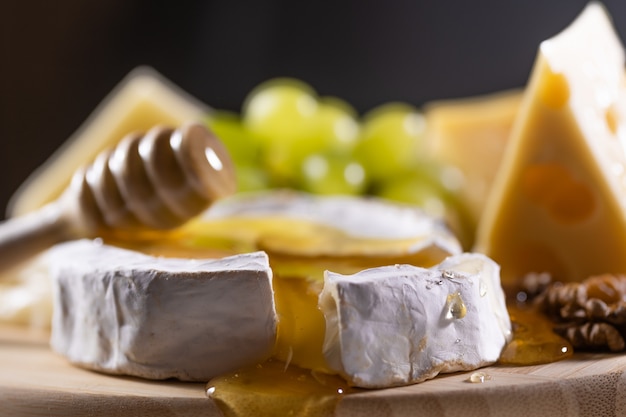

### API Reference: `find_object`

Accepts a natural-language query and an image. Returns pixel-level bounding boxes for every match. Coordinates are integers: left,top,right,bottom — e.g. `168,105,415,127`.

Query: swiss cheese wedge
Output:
475,3,626,285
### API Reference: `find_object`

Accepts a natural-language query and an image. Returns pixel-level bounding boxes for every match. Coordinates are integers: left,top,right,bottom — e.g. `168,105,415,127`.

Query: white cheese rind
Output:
49,240,276,382
319,253,511,388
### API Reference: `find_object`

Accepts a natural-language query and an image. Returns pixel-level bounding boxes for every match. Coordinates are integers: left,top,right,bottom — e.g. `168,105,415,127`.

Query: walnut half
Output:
533,274,626,352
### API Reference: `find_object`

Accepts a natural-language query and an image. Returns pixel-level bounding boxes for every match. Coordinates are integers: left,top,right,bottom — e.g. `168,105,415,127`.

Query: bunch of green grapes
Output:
205,78,472,246
206,78,364,195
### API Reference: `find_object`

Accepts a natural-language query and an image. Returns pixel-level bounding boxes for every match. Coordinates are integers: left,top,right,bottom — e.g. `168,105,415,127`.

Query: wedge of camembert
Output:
48,239,276,382
319,253,511,388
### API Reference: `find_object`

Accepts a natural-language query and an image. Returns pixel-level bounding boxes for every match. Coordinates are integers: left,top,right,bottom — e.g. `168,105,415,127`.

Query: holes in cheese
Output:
605,105,619,135
522,163,595,223
538,69,570,109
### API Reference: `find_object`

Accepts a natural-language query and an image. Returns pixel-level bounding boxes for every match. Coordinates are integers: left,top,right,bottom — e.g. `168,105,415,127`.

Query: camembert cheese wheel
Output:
48,240,276,382
319,253,511,388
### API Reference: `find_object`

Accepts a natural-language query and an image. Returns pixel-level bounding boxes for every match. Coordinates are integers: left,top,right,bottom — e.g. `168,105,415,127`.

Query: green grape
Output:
234,164,271,193
205,110,270,193
264,96,362,186
242,78,318,145
242,78,320,183
377,170,447,219
298,152,368,196
284,96,361,162
313,96,360,153
376,163,474,249
354,102,427,184
205,110,261,166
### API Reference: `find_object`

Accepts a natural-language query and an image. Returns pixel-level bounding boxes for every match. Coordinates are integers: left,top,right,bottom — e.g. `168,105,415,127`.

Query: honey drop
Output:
445,292,467,320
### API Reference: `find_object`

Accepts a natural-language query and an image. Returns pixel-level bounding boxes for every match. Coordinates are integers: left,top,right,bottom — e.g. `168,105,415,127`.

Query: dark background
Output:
2,1,626,220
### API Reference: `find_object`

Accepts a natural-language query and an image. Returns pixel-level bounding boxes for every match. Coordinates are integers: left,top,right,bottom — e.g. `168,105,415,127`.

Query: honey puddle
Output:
206,359,361,417
499,304,573,365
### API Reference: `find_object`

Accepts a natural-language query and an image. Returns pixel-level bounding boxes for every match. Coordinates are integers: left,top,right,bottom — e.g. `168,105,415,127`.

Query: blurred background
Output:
2,0,626,220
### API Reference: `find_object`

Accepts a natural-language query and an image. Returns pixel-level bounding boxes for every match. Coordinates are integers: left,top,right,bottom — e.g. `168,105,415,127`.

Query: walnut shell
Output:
534,274,626,352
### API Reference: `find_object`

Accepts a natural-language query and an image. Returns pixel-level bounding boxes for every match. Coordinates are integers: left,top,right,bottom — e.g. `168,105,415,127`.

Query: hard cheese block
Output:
319,253,511,389
475,3,626,285
425,89,522,236
8,67,209,217
49,240,276,382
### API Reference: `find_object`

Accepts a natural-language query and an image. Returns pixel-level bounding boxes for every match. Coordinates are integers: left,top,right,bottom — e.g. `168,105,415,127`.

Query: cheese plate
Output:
3,4,626,417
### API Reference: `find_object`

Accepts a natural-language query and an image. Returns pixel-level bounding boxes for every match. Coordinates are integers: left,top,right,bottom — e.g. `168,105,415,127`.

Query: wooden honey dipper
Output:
0,122,236,272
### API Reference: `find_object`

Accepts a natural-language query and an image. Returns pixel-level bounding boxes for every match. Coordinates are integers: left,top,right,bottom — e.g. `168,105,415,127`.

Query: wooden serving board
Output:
2,324,626,417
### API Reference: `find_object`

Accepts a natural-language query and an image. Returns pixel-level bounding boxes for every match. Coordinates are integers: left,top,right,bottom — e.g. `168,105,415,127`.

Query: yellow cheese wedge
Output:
425,89,522,236
475,3,626,286
7,67,209,217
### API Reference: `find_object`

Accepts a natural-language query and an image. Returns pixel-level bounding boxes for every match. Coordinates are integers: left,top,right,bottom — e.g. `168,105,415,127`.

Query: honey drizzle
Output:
206,359,361,417
499,304,573,365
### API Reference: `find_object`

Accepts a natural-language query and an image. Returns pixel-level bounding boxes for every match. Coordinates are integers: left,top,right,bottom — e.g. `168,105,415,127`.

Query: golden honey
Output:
499,304,573,365
206,359,361,417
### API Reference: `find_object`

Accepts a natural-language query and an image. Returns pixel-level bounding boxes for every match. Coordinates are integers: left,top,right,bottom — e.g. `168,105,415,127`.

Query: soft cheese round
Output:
204,190,462,257
49,239,276,382
319,253,511,388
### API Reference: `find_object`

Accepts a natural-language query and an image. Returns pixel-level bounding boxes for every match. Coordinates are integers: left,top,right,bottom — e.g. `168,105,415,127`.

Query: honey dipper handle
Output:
0,203,72,273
